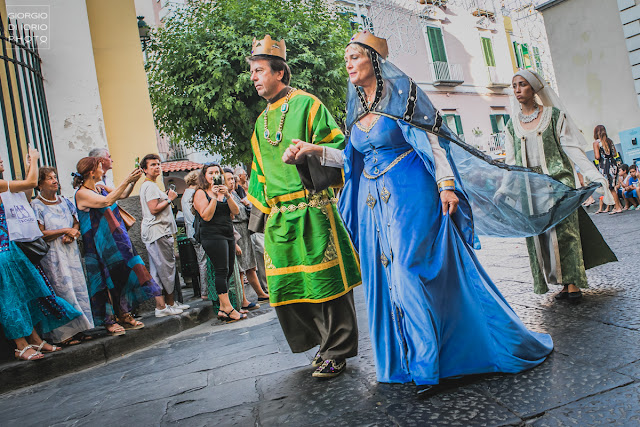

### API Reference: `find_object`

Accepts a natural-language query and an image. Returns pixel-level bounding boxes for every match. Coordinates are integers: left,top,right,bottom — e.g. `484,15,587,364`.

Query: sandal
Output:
32,340,61,353
120,313,145,330
74,332,94,342
14,345,44,361
106,323,126,336
217,309,247,323
241,302,261,311
58,337,82,346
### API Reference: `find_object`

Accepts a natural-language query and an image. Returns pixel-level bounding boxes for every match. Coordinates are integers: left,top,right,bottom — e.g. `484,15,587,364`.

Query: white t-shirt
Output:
139,180,177,244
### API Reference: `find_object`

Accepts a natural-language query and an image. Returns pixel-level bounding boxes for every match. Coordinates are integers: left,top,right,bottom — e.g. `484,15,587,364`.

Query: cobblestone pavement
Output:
2,209,639,426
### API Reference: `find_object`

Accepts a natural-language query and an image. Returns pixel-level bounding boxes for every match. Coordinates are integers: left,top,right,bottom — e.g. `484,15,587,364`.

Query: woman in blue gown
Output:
283,32,554,394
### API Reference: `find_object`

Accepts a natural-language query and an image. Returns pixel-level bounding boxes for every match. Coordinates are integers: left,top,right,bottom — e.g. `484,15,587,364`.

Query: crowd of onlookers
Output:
586,125,639,214
0,146,267,362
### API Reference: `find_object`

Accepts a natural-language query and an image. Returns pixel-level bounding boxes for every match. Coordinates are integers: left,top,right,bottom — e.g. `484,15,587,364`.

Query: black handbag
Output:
0,223,49,264
16,238,50,264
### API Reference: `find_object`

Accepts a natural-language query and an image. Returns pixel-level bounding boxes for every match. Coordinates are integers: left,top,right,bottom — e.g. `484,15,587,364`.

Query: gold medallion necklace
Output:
263,88,295,146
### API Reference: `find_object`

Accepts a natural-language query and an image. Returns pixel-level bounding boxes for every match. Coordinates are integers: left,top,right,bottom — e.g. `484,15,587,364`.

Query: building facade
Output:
537,0,640,164
2,0,159,197
345,0,555,156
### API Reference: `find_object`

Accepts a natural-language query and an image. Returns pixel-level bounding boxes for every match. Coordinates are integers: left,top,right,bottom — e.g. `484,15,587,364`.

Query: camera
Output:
212,174,223,186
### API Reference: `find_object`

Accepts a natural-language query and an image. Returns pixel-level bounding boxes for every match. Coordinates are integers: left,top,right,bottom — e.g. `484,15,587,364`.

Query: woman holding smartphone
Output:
193,163,246,322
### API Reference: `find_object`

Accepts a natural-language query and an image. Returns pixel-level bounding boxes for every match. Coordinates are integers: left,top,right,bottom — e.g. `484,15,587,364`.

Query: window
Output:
490,114,510,134
426,26,448,63
512,42,533,70
443,114,464,137
481,37,496,67
532,46,543,76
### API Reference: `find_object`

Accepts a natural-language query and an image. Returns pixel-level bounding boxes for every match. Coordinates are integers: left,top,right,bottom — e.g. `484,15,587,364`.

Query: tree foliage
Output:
146,0,353,165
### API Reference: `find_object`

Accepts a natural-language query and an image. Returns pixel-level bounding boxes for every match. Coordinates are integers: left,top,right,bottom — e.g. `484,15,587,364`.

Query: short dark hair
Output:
247,55,291,85
141,153,161,171
630,165,637,171
620,163,629,173
36,166,57,190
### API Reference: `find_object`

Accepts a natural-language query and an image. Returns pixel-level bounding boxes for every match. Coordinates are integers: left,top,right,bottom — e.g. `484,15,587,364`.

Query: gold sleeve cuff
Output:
437,179,455,190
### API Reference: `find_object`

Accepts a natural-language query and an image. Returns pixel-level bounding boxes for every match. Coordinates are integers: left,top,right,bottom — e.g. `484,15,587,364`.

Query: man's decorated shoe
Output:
312,359,346,378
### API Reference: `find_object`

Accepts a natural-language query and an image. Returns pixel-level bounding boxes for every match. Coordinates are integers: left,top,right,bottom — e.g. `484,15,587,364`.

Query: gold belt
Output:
269,196,338,217
362,149,413,180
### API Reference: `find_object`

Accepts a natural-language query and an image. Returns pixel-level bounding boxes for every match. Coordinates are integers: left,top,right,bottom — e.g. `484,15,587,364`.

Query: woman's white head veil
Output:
511,69,590,150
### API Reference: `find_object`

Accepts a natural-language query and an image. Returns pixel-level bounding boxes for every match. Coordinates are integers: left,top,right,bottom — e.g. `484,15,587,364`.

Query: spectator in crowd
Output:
88,148,114,190
234,166,249,197
224,168,269,309
616,164,638,210
593,125,623,215
181,170,209,300
251,230,268,294
31,167,94,346
1,149,80,360
74,157,166,335
626,165,639,209
193,163,246,322
577,169,596,207
139,154,189,315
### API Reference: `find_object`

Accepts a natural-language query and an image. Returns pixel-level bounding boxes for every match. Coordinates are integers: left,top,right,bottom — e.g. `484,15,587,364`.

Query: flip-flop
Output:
241,302,260,310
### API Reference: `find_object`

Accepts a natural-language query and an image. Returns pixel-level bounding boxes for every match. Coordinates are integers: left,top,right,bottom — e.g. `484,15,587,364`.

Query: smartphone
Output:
168,183,176,192
212,174,223,186
134,157,140,169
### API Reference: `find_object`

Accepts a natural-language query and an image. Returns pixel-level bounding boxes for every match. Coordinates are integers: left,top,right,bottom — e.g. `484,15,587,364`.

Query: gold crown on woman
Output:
251,34,287,60
349,31,389,59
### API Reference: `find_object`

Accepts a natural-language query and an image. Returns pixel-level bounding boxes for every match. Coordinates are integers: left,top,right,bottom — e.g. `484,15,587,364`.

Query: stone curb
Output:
0,299,214,395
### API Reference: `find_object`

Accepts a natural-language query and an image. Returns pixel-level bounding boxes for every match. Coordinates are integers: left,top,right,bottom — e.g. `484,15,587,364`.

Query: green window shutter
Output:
490,115,499,134
454,115,463,136
532,46,543,73
521,43,532,68
513,42,523,68
427,27,448,63
504,114,511,125
481,37,496,67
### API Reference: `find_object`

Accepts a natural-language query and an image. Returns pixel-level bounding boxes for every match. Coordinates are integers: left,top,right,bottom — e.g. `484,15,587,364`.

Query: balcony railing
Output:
487,66,510,88
167,144,194,161
430,62,464,86
487,133,506,155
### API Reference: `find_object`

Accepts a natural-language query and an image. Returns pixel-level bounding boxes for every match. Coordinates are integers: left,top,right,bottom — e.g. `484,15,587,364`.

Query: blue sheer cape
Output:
344,57,597,240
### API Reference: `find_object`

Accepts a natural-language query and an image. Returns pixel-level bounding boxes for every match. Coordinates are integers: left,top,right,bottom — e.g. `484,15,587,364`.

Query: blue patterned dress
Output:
339,116,553,385
76,189,161,326
32,197,94,342
0,202,80,340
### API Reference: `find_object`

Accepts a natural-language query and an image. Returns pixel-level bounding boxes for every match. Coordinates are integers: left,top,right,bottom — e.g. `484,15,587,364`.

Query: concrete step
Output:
0,297,214,395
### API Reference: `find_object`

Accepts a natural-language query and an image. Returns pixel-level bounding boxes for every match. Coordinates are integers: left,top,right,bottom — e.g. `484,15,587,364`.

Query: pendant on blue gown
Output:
381,186,391,203
380,252,389,267
366,194,376,209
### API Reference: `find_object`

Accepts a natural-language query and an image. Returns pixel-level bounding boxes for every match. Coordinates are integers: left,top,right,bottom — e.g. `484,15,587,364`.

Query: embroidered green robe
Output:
506,107,616,294
247,90,361,306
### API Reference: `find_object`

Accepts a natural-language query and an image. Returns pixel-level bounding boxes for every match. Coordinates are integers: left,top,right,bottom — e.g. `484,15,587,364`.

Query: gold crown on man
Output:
251,34,287,60
349,31,389,59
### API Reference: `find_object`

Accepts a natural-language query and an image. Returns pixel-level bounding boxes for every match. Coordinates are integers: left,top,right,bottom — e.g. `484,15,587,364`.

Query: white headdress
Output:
511,69,591,151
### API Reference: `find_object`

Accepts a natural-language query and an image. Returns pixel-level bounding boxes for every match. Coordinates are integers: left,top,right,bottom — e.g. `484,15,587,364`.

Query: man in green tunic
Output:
246,35,361,378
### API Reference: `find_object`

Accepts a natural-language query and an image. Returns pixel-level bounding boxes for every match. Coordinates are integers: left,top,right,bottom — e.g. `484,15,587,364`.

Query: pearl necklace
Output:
519,104,540,123
38,194,58,203
263,88,295,146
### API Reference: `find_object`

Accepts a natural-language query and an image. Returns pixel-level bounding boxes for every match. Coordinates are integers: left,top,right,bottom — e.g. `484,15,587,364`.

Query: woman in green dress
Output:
505,70,616,302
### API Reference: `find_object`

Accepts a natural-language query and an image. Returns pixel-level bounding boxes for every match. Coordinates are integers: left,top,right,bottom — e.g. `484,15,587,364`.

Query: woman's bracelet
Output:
438,179,455,193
